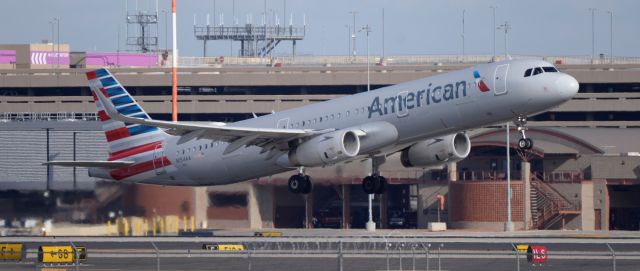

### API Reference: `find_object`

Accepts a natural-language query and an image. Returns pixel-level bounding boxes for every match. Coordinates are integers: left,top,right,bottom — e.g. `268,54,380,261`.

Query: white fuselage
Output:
125,59,578,186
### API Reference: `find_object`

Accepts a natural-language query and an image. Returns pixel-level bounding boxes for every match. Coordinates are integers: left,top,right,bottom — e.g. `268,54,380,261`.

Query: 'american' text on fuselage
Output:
367,80,468,118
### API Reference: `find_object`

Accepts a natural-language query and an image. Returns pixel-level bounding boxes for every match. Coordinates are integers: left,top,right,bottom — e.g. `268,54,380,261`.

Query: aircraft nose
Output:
555,74,579,99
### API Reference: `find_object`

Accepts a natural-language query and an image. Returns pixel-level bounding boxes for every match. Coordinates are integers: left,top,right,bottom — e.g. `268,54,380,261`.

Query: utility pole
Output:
490,6,497,60
589,8,596,63
497,21,511,58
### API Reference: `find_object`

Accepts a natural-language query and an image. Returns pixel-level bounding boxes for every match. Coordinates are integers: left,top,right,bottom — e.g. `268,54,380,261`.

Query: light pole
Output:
360,25,372,92
589,8,596,63
490,6,498,60
505,122,514,232
462,9,465,62
497,21,511,58
608,11,613,63
49,20,55,70
56,17,60,69
162,10,168,50
349,11,357,61
382,8,385,61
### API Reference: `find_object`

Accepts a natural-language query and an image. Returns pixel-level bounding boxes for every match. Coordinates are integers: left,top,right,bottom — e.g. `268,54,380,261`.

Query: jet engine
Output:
400,133,471,168
288,129,361,167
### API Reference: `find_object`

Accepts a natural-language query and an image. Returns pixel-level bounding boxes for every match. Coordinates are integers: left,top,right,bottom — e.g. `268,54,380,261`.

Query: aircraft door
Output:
277,118,290,129
153,143,167,175
493,64,509,95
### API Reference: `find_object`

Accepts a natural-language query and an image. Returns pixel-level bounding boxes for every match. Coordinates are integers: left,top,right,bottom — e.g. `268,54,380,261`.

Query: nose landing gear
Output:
514,116,533,150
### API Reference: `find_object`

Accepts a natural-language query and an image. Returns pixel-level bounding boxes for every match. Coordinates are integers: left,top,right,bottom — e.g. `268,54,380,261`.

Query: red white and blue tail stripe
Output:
86,68,171,181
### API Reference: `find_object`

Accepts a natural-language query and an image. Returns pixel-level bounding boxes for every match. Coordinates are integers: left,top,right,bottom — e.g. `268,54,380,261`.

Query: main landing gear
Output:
362,174,387,194
514,116,533,150
362,156,387,195
288,168,312,194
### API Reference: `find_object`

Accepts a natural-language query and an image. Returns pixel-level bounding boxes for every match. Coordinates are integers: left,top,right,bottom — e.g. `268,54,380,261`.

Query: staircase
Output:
530,174,581,229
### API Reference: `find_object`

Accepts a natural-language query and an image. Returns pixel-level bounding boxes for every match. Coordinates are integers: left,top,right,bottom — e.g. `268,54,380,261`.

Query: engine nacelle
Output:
288,129,361,167
400,133,471,168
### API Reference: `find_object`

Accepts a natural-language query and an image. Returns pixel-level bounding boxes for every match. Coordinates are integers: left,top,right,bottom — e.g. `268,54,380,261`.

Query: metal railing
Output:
0,112,98,121
9,239,637,271
531,174,581,229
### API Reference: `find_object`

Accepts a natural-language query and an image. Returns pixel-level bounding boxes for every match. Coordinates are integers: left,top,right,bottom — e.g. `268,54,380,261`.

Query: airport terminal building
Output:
1,45,639,232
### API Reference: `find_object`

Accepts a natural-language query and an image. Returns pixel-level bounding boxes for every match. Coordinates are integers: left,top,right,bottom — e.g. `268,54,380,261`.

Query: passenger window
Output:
542,67,558,73
533,67,543,75
346,110,350,117
524,69,532,77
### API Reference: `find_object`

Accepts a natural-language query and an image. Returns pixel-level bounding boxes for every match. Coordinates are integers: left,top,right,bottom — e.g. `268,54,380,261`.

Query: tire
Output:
300,175,313,194
288,175,301,194
518,138,528,149
525,138,534,150
362,176,376,194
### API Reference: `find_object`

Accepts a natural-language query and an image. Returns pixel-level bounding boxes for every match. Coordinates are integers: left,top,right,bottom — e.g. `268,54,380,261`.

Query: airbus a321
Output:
47,59,579,194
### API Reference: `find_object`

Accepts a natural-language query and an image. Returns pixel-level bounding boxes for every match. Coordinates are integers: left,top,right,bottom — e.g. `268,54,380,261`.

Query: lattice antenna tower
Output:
126,0,159,53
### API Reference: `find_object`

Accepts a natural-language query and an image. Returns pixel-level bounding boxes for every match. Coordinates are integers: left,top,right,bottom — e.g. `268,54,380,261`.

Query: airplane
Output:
46,59,579,194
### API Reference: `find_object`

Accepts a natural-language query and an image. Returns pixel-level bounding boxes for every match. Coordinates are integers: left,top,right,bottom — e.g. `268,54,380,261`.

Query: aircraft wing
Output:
43,161,135,169
94,82,326,154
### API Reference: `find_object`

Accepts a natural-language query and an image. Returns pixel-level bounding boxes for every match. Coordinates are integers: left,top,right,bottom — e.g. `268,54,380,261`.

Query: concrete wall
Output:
592,156,640,180
581,181,595,230
542,154,592,178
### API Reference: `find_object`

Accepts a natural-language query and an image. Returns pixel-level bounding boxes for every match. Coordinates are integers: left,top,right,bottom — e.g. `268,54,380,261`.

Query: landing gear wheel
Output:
288,175,302,194
362,176,377,194
288,174,313,194
518,138,528,149
375,176,387,194
525,138,533,149
517,138,533,150
362,175,387,194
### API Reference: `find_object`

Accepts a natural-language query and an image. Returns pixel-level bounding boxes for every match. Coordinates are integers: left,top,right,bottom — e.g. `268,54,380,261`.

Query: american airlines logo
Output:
474,70,491,92
368,80,468,119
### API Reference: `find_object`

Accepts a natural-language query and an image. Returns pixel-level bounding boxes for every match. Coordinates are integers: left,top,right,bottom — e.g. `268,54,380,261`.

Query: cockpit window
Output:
524,68,532,77
533,67,543,75
542,67,558,73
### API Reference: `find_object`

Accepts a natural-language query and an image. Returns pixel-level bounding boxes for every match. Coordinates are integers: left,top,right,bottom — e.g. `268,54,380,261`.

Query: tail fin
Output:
86,68,169,161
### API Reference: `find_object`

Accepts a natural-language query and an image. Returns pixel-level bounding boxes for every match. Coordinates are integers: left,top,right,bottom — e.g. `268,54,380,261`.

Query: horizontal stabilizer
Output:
43,161,135,169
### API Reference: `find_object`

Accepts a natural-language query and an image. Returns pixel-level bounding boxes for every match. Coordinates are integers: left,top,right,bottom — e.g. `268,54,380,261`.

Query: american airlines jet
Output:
47,59,579,194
